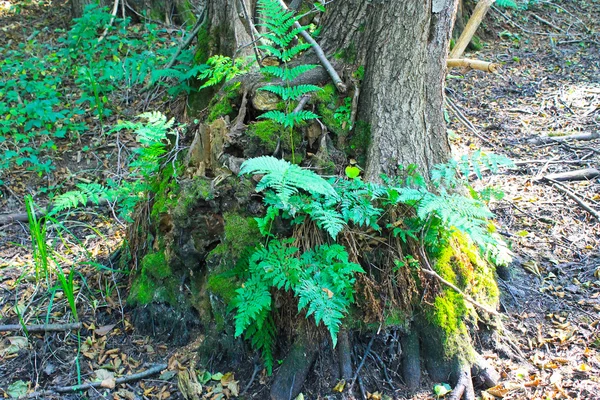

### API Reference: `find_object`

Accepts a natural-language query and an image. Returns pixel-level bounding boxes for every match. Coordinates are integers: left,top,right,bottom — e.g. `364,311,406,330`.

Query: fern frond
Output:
239,156,338,203
259,84,321,101
49,183,111,216
259,110,319,127
308,202,345,239
260,64,318,81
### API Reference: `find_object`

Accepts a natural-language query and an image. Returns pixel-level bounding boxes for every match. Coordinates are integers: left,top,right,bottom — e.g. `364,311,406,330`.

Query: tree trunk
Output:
119,1,502,398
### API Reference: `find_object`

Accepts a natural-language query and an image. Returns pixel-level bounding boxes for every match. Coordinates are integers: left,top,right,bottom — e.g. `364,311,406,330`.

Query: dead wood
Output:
529,131,600,144
449,364,476,400
276,0,346,92
0,198,110,226
0,322,82,333
447,58,499,72
26,364,167,398
544,168,600,182
450,0,495,59
545,179,600,220
471,354,500,389
337,328,353,380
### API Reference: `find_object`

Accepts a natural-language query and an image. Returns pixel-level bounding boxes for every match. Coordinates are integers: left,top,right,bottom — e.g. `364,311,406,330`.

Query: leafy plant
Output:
235,152,513,372
232,239,363,374
256,0,322,162
50,112,175,221
197,55,252,88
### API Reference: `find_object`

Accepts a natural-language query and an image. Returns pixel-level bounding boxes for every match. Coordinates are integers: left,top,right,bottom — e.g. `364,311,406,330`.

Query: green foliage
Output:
334,97,353,129
197,55,251,88
233,151,512,373
256,0,322,162
51,112,175,221
232,239,363,374
0,5,202,182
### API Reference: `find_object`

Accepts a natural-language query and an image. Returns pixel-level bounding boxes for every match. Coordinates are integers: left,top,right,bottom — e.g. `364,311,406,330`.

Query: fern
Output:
233,240,363,365
255,0,321,162
258,110,320,128
50,183,111,216
259,84,321,101
240,156,338,204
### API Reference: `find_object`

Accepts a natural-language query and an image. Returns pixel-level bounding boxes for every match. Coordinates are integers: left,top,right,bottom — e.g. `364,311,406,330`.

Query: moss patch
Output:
426,232,499,360
172,176,212,221
347,120,371,166
127,250,178,306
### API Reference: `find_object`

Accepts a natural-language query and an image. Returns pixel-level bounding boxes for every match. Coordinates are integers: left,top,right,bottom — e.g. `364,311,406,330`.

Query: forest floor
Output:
0,1,599,399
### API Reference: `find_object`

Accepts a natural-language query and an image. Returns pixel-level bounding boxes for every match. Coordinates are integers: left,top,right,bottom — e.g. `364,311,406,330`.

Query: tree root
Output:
448,364,475,400
471,354,500,389
270,332,318,400
400,328,421,390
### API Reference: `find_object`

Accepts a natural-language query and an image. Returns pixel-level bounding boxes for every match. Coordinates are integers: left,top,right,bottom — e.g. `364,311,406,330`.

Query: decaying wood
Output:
0,322,82,333
529,131,600,144
276,0,346,93
544,168,600,182
471,354,500,389
447,58,499,72
545,179,600,220
449,364,475,400
0,198,110,226
26,364,167,398
450,0,495,59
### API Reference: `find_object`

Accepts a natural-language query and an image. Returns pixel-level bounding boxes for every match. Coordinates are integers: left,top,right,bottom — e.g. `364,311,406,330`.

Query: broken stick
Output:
26,364,167,398
276,0,346,93
447,58,499,73
0,322,82,333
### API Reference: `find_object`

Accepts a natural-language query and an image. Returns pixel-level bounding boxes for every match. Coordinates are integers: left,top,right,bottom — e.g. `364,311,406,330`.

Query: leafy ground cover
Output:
0,0,599,399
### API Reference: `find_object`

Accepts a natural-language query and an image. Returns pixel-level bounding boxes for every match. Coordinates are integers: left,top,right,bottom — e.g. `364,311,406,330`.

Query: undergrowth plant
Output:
50,112,176,221
256,0,322,163
0,5,202,183
234,152,514,372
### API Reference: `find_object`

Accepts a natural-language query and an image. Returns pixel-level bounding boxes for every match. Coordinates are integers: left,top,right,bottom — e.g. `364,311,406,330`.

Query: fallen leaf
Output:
95,324,116,336
333,380,346,392
101,377,116,389
7,380,28,399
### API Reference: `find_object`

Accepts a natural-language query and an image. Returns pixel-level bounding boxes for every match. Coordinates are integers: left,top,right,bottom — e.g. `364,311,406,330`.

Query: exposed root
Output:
471,353,500,389
337,328,353,380
400,328,421,390
270,332,318,400
449,364,475,400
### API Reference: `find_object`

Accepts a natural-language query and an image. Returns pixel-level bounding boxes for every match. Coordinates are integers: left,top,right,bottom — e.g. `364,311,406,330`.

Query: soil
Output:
1,1,599,399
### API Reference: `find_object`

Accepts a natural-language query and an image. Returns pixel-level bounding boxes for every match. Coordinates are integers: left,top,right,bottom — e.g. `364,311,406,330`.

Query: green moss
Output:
207,96,234,122
314,83,336,103
207,274,238,304
172,177,212,220
247,120,282,154
150,168,179,222
425,232,500,360
128,274,155,306
347,121,371,166
141,251,171,279
222,212,261,257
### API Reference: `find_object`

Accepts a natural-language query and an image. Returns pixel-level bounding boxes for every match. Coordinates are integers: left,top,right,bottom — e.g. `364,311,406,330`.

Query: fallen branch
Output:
98,0,120,43
0,198,109,226
529,131,600,144
276,0,346,93
544,168,599,182
0,322,82,333
450,0,495,59
447,58,499,73
545,179,600,220
26,364,167,398
418,248,500,317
